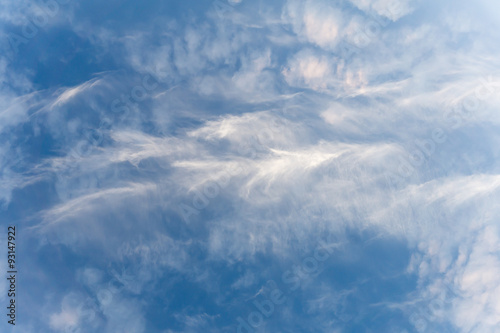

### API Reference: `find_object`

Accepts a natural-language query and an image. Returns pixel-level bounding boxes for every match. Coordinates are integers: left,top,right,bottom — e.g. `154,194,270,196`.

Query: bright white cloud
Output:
283,0,343,49
2,0,500,332
349,0,415,21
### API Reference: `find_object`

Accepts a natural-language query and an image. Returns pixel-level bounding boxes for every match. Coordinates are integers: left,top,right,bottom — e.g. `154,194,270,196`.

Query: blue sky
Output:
1,0,500,332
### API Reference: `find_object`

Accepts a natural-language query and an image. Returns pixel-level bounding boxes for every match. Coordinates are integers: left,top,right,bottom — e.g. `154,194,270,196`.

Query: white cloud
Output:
282,49,338,91
348,0,415,21
2,0,500,331
48,292,96,333
283,0,343,49
393,173,500,331
50,309,79,332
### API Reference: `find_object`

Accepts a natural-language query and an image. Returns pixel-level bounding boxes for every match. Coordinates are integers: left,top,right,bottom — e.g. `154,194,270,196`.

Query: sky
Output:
1,0,500,332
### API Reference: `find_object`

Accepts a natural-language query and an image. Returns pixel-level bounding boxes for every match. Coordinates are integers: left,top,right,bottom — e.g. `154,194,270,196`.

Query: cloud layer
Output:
1,0,499,332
